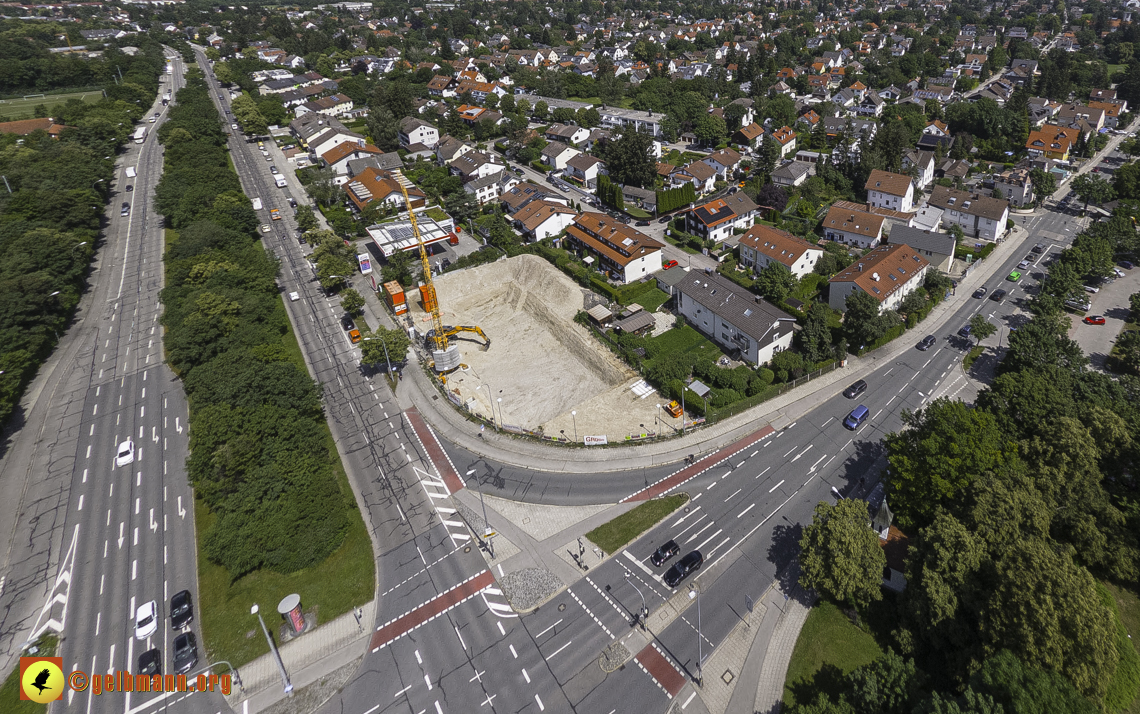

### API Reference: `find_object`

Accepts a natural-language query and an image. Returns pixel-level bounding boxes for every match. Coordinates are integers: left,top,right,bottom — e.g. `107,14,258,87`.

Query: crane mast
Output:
399,182,448,353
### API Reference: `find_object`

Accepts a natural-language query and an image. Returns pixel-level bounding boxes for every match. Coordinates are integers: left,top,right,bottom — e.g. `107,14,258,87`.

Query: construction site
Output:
407,254,676,440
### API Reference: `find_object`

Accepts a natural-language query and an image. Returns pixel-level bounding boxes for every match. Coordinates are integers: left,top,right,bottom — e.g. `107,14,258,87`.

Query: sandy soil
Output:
409,254,670,438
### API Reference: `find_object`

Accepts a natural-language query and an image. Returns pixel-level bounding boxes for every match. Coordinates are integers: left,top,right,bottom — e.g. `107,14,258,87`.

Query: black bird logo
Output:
31,668,53,694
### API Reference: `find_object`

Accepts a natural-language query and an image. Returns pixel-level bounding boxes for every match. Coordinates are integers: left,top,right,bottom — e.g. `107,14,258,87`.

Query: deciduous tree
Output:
798,499,886,609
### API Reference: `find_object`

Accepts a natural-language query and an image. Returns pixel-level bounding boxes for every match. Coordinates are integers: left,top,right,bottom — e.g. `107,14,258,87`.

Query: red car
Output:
663,260,679,270
1084,315,1106,325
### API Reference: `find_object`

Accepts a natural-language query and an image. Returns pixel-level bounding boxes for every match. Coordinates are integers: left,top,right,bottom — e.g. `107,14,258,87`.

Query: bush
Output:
758,368,775,385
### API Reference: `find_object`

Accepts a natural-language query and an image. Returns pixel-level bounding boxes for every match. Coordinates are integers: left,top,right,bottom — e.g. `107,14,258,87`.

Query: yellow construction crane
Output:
397,182,487,372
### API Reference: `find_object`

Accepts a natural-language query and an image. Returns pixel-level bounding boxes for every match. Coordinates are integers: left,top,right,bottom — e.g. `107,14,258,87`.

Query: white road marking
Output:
737,503,756,518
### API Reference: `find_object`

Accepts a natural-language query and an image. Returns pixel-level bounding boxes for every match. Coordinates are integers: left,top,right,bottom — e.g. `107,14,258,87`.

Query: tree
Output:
602,129,656,188
366,106,400,152
1029,168,1057,199
755,261,796,303
533,100,548,120
846,650,924,714
798,302,834,364
1115,330,1140,374
884,398,1017,529
340,288,365,317
694,113,727,146
1003,314,1088,374
756,183,789,212
971,650,1100,714
968,314,996,346
843,290,893,349
1112,160,1140,200
1071,172,1115,211
230,93,267,136
295,205,318,233
798,498,886,609
360,326,411,370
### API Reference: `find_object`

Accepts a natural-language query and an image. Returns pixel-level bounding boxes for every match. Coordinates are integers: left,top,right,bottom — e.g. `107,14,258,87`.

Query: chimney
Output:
857,263,863,271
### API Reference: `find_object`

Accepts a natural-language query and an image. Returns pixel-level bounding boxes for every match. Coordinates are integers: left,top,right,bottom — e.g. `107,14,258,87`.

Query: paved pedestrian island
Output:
635,641,688,699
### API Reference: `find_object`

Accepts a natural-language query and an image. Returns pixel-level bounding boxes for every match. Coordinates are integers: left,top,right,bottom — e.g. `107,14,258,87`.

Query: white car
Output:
135,600,158,640
289,292,300,302
115,439,135,467
1017,260,1031,270
261,224,272,233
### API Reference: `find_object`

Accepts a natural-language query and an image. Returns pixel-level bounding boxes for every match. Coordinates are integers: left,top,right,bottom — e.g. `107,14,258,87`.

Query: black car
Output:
173,632,198,675
651,540,680,567
1031,243,1044,254
989,288,1007,302
170,590,193,630
138,649,161,676
958,324,972,338
972,287,987,299
341,315,355,331
636,220,650,226
663,550,703,588
658,216,672,223
842,379,868,399
288,197,297,207
125,185,134,192
916,335,937,351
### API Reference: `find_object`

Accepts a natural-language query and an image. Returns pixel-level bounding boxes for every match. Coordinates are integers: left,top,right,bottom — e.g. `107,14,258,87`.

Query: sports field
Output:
0,90,102,121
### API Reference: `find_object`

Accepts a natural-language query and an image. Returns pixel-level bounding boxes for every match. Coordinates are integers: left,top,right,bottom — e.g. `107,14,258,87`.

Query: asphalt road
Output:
0,51,229,714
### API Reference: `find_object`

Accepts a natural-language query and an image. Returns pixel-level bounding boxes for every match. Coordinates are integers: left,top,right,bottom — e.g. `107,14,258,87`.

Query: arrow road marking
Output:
149,509,157,533
791,444,813,463
177,496,186,519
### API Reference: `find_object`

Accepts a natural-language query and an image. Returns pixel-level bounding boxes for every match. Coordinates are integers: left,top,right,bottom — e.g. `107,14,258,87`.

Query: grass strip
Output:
586,494,688,554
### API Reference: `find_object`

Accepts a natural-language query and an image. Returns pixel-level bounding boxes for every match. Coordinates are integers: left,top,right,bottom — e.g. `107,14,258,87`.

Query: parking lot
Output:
1067,264,1137,370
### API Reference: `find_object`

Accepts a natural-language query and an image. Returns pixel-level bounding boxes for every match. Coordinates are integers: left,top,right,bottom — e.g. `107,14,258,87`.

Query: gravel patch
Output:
499,568,564,611
600,641,631,673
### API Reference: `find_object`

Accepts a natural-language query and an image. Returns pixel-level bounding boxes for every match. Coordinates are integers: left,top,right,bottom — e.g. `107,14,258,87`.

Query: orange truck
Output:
270,208,281,221
383,281,407,315
664,401,683,418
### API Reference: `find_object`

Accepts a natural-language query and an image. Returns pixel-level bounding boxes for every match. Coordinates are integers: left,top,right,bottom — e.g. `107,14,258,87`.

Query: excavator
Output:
425,325,491,349
396,181,489,375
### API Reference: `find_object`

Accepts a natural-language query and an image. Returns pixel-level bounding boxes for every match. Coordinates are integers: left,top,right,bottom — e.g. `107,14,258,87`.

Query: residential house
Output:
1088,100,1124,128
500,182,569,213
926,185,1010,241
345,168,427,212
511,199,578,241
738,224,823,278
449,151,505,182
865,169,916,213
993,168,1033,207
295,93,354,118
398,117,439,149
828,243,931,313
320,141,386,183
1025,124,1078,160
734,122,765,150
564,212,664,284
435,135,474,165
901,150,935,189
564,153,606,189
702,148,743,180
670,161,717,194
771,161,814,187
885,225,956,273
464,170,518,206
857,93,885,117
544,123,591,147
539,141,580,170
673,271,796,365
822,204,886,249
686,197,744,243
767,125,797,158
427,75,455,97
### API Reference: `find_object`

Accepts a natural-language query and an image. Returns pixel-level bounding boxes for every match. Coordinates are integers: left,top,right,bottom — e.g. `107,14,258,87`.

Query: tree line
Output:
0,35,166,426
157,70,351,579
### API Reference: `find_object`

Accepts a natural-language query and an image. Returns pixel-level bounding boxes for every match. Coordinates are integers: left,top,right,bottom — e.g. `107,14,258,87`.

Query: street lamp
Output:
688,584,703,687
626,572,648,630
571,410,577,442
251,604,292,695
92,179,104,191
496,397,503,429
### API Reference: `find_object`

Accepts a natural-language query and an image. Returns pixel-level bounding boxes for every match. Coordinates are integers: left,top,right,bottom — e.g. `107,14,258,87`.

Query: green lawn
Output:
1106,582,1140,713
645,324,724,359
631,287,670,313
783,600,883,709
625,206,651,219
0,90,101,121
0,635,57,714
194,271,375,668
586,495,687,554
963,345,985,370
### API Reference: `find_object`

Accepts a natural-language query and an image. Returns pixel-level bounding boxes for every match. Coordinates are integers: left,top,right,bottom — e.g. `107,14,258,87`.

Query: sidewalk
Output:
223,600,376,714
